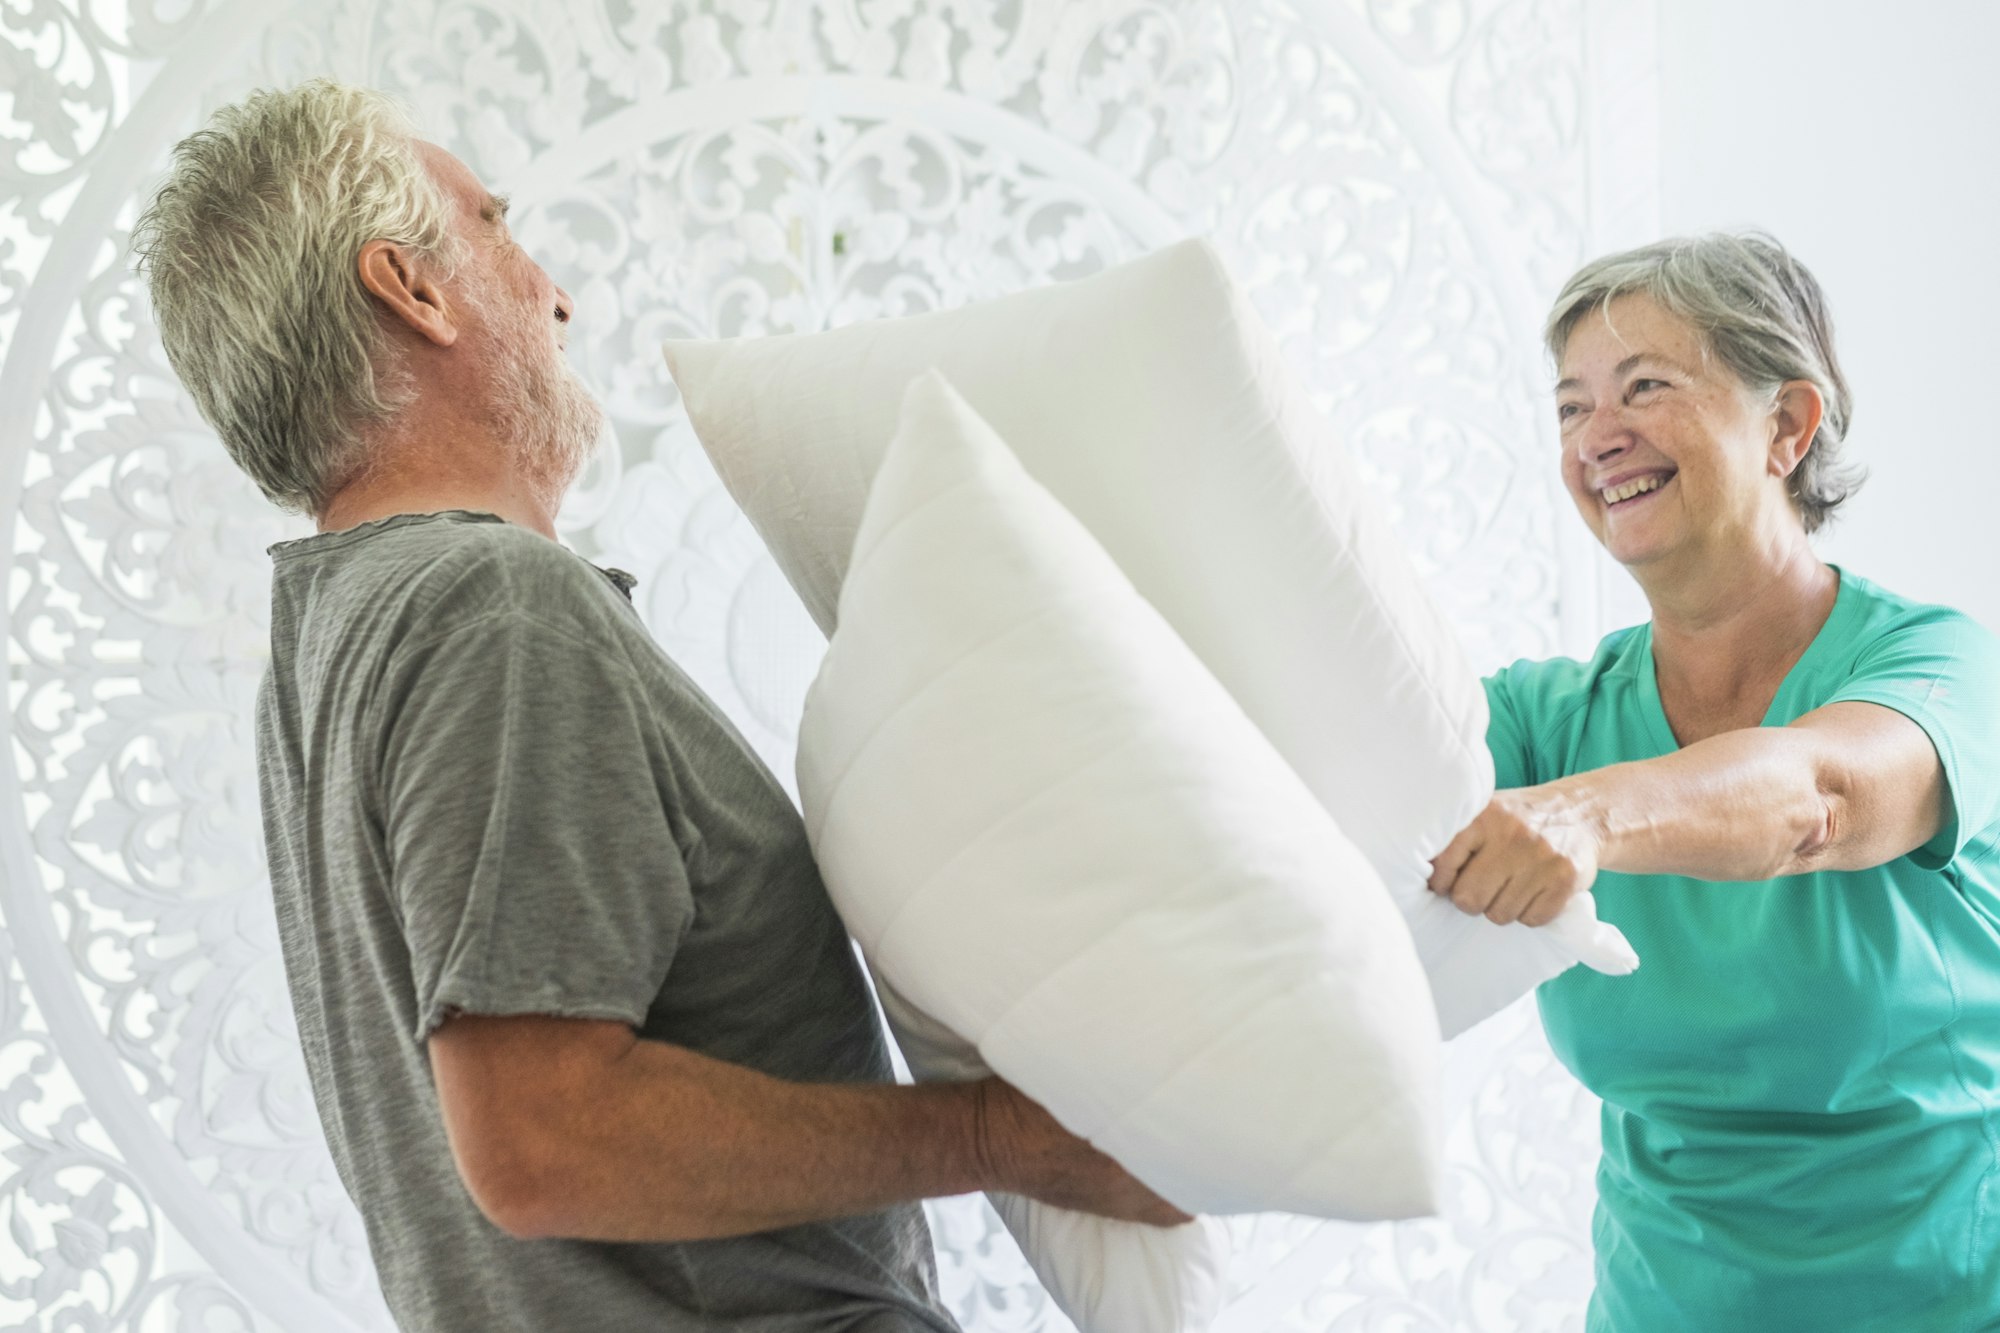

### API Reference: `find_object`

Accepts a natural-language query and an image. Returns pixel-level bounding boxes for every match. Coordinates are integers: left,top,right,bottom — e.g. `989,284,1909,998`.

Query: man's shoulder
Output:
392,513,602,605
264,512,655,710
315,511,630,641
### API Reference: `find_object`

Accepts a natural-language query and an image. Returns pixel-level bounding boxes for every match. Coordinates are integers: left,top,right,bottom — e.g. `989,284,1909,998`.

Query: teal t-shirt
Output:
1485,567,2000,1332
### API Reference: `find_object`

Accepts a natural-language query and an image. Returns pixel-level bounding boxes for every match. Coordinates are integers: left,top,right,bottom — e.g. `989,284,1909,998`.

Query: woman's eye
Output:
1629,378,1667,396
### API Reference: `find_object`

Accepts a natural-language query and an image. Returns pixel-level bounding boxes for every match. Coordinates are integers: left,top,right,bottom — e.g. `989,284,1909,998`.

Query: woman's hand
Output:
1427,783,1606,926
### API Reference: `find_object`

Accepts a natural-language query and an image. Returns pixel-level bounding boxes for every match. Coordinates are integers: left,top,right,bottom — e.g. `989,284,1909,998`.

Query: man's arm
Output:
428,1012,1190,1243
1428,700,1948,925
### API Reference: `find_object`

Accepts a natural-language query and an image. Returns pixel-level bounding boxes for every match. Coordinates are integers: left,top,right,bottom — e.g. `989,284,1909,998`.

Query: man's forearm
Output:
495,1036,992,1243
1561,726,1831,882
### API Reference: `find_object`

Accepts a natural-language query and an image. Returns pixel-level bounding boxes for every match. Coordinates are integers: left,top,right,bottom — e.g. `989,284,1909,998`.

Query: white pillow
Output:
799,373,1443,1224
665,239,1636,1038
872,971,1230,1333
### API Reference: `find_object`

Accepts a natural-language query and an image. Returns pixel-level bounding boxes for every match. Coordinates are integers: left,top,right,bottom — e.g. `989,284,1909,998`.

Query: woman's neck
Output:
1641,536,1839,718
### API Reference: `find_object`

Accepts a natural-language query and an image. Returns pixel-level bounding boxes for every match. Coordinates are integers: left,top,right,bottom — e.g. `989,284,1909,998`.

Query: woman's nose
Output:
1574,405,1630,464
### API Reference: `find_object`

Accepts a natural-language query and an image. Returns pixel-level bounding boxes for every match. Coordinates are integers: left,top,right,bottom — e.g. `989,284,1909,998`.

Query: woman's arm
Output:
1427,701,1949,926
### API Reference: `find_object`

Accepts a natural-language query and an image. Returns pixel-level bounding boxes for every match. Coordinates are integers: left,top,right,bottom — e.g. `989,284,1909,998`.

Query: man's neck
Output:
317,459,563,541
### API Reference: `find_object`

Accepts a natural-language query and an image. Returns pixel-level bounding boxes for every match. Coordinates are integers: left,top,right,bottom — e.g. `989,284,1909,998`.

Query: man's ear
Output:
1769,379,1824,480
358,240,458,348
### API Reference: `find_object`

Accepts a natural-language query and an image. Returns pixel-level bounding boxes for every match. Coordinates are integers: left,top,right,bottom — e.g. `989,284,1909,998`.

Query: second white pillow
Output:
666,239,1637,1039
798,371,1444,1227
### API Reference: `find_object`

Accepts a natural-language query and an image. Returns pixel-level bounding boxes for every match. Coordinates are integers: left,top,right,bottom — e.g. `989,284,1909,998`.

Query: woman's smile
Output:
1602,471,1677,511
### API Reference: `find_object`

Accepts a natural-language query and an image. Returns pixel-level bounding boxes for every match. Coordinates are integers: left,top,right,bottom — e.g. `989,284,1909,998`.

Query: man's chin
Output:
542,406,607,505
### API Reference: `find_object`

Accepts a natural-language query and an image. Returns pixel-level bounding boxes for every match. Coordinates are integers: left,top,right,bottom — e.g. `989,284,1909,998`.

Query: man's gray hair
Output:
1544,232,1863,534
132,79,461,516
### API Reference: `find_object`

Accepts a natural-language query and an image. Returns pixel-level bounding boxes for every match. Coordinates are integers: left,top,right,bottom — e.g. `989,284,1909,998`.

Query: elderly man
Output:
133,79,1182,1332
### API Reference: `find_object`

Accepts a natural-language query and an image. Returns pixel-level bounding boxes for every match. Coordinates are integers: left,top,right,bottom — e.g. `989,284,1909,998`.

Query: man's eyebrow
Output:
479,192,511,225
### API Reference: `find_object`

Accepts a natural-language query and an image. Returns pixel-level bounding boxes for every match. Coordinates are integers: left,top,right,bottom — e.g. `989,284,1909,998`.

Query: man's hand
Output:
1426,784,1604,927
971,1078,1192,1226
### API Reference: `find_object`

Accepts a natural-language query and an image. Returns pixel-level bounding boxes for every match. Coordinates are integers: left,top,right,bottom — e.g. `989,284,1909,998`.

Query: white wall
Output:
1657,0,2000,633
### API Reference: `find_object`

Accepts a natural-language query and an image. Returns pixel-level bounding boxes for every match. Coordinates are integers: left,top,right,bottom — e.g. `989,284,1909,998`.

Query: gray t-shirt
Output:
255,509,955,1332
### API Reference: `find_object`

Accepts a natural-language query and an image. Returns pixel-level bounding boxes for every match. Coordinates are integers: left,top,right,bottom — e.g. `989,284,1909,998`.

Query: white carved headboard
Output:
0,2,1656,1327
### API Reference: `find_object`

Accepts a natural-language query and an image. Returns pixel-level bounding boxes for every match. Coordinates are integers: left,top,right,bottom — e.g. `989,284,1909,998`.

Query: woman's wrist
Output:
1550,769,1623,872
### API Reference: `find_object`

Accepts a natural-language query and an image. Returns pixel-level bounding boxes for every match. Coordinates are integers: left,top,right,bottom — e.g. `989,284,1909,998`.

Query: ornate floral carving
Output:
0,1,1647,1327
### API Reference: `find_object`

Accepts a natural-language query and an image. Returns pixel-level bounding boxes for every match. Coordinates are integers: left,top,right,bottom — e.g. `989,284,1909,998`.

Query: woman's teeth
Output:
1603,474,1670,505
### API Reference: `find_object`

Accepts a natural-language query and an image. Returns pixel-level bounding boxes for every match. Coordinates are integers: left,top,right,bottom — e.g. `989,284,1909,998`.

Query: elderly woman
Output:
1429,233,2000,1330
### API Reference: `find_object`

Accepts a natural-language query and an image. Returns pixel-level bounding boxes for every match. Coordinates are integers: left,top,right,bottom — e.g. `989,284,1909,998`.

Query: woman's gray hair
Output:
132,79,462,516
1544,232,1863,534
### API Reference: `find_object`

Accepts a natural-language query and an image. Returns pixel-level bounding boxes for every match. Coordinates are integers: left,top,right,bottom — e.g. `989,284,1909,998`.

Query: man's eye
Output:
1557,402,1583,422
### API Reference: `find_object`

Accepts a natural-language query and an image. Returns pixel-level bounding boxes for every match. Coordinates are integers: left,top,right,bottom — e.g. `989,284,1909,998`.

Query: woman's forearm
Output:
1431,704,1947,922
1559,726,1832,882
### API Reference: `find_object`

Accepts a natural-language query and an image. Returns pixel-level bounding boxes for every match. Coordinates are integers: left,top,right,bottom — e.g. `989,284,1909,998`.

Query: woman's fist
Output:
1427,785,1605,927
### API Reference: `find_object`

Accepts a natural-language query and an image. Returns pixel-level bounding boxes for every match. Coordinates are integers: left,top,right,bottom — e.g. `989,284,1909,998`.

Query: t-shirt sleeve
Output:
375,608,694,1043
1826,608,2000,870
1483,667,1537,791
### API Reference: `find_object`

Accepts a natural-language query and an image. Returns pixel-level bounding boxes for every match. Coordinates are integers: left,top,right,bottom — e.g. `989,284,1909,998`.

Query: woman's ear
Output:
1769,379,1824,479
358,239,458,349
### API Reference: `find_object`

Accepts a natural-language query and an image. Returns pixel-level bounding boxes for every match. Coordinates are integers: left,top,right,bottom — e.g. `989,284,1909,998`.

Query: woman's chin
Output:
1601,529,1673,570
1598,502,1685,564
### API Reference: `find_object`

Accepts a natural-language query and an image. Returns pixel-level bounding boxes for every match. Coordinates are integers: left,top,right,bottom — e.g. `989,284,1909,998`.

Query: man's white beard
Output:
482,291,603,515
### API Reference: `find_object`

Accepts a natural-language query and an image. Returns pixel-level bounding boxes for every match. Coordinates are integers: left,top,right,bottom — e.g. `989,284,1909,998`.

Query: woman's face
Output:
1554,294,1796,571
